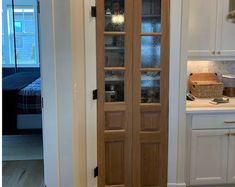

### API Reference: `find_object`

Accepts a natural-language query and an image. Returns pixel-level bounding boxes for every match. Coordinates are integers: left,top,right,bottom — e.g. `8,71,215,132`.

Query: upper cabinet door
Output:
228,129,235,184
188,0,218,58
216,0,235,57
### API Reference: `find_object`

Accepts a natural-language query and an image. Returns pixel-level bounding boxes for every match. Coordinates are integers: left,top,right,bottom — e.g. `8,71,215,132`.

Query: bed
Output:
3,72,42,135
17,78,42,130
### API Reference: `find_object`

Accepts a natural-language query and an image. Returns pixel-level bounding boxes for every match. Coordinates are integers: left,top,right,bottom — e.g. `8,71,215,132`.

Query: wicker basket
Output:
189,73,224,98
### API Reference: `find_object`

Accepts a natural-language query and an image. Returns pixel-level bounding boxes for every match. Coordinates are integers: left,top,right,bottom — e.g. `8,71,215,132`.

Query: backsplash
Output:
187,61,235,81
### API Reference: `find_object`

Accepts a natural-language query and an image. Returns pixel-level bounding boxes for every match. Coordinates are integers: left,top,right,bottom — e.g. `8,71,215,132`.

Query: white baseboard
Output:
84,182,186,187
168,183,187,187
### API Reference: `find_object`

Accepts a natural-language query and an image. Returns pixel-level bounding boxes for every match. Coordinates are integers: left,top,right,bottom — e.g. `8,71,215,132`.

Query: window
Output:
15,21,22,33
2,0,39,67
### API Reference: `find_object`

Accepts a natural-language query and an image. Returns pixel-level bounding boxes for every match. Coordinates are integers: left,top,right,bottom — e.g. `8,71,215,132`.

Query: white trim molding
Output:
84,0,98,186
168,0,189,185
168,183,187,187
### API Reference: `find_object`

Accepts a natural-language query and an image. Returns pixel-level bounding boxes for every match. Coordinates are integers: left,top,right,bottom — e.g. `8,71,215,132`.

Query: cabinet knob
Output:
211,51,215,55
217,51,221,55
224,120,235,124
225,132,230,136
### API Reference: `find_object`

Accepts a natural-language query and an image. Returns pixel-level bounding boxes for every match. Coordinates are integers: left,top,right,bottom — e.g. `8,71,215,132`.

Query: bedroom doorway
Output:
2,0,44,186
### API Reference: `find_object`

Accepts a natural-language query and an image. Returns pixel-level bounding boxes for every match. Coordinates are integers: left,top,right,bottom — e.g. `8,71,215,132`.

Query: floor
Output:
3,135,43,161
2,160,44,187
2,135,44,187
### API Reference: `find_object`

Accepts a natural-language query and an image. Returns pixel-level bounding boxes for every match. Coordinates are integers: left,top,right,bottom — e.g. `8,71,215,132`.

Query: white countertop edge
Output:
186,107,235,114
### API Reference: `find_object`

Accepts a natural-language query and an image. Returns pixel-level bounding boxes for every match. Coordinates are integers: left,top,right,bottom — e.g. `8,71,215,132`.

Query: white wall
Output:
39,0,60,186
40,0,87,186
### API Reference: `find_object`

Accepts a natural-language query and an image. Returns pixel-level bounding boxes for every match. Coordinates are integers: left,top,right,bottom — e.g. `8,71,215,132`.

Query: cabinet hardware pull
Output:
217,51,221,55
224,121,235,124
211,51,215,55
225,133,230,136
230,133,235,136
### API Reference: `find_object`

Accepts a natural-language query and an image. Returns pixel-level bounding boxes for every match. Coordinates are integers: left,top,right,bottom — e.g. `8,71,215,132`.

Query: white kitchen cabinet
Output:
190,129,228,185
217,1,235,57
187,112,235,186
228,129,235,184
188,0,235,60
188,0,218,58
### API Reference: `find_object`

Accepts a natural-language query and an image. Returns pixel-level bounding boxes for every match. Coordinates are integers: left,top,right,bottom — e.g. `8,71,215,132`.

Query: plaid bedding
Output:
17,78,42,114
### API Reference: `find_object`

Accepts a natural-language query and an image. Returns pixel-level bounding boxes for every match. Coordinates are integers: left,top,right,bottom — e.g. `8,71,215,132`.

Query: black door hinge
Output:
91,6,96,17
93,89,98,100
41,97,44,108
94,166,98,177
37,1,40,13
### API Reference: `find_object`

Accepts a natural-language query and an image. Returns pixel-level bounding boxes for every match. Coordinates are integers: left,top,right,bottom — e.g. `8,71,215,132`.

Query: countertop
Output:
186,97,235,114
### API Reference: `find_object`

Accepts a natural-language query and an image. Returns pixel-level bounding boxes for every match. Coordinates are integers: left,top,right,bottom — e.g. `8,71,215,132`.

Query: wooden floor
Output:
2,160,44,187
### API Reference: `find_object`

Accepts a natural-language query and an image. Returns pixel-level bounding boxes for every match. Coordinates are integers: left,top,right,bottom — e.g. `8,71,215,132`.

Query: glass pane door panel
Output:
141,36,161,68
105,36,125,67
104,0,125,32
105,71,124,102
141,72,160,103
142,0,161,32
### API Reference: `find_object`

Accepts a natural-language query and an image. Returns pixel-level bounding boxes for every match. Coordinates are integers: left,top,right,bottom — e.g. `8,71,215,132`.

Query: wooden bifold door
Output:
96,0,169,186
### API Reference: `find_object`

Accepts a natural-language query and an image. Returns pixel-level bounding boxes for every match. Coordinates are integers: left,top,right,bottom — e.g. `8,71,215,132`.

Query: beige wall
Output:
70,0,87,186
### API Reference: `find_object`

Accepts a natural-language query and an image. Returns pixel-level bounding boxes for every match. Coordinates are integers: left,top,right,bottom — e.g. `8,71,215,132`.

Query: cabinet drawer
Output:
192,114,235,129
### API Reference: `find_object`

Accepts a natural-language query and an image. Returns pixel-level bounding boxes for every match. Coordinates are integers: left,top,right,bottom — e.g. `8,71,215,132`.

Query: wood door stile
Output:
159,0,170,186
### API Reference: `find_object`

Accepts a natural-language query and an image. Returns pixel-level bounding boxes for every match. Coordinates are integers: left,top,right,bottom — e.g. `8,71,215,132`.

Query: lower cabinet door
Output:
228,129,235,184
190,129,228,185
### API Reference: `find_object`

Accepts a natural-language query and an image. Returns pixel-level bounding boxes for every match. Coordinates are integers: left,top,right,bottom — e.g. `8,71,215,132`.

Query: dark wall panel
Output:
2,68,40,78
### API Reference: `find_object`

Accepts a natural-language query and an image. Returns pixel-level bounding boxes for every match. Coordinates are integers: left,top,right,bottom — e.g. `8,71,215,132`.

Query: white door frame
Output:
84,0,189,187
